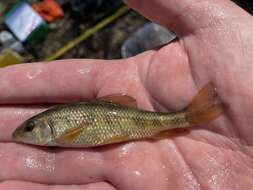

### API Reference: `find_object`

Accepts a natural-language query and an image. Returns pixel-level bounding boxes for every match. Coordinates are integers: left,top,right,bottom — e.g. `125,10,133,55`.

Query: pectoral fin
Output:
55,127,84,144
98,94,137,108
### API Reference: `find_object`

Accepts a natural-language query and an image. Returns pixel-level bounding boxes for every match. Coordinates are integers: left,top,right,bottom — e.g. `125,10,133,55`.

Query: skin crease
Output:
1,0,253,189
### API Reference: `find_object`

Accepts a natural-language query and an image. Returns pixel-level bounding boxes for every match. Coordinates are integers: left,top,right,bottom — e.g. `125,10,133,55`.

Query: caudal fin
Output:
186,82,224,125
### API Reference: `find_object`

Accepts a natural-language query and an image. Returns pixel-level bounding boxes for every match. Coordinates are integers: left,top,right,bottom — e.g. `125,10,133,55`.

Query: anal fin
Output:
152,129,188,140
103,135,130,145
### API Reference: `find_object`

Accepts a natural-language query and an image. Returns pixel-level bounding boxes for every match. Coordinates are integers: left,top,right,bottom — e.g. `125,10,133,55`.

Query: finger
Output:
0,59,97,104
125,0,251,35
140,43,197,111
0,181,116,190
0,58,146,105
0,143,104,184
0,59,120,104
0,106,47,141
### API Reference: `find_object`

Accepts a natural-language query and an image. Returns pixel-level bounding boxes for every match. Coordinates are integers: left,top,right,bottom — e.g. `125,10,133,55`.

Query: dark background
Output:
0,0,252,62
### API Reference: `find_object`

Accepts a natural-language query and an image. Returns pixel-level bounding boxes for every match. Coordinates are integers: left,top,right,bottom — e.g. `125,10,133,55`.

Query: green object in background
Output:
45,5,129,61
4,1,48,45
0,49,23,67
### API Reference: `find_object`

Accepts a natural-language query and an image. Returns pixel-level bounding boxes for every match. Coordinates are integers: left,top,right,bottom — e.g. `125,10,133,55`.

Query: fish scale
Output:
44,103,165,146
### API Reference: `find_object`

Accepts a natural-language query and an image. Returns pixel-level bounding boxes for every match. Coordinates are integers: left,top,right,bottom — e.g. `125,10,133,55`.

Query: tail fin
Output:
185,82,224,125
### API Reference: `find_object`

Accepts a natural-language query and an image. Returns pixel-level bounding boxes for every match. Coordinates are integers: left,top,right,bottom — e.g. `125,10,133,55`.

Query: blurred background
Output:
0,0,252,66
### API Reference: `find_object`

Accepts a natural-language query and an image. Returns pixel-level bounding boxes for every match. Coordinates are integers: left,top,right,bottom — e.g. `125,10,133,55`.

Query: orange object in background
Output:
32,0,64,22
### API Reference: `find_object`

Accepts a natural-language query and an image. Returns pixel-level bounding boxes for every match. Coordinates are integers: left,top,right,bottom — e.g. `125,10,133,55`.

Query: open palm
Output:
1,0,253,189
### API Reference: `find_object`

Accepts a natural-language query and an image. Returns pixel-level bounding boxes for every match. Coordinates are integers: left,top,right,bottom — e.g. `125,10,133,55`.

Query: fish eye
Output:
24,121,35,132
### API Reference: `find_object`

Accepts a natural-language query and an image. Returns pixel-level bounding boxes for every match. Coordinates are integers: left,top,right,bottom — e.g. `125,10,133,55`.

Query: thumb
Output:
124,0,251,35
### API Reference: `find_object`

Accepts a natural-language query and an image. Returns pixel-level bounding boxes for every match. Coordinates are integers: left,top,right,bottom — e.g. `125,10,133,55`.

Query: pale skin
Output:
0,0,253,189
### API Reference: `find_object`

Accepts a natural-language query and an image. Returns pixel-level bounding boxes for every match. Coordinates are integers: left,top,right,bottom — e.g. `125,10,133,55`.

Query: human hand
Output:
1,0,253,189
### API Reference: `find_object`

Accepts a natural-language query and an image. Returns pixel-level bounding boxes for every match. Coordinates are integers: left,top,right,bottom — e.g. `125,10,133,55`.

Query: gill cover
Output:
12,118,54,145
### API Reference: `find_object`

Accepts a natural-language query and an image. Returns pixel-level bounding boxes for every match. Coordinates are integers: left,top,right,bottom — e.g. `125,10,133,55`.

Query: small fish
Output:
12,82,223,147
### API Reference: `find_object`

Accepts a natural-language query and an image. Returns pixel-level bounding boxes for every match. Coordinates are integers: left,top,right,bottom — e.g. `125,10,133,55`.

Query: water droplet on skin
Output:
25,156,38,168
133,170,142,177
13,110,23,116
13,109,39,117
77,152,86,160
118,142,135,158
207,162,230,186
209,173,218,186
76,152,103,166
23,151,55,173
77,68,91,75
26,69,42,80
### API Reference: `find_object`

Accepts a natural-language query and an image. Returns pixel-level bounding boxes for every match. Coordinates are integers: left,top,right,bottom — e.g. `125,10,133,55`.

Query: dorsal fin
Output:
97,94,137,108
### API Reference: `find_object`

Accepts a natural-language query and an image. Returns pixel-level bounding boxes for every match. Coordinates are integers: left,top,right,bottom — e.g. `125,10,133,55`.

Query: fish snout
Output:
12,126,24,141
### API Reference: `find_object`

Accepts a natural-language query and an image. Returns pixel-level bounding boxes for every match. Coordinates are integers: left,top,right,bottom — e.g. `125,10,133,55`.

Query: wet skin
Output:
1,0,253,189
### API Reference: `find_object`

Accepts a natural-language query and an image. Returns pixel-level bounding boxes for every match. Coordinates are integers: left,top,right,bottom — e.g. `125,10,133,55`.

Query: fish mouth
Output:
12,126,35,145
12,127,23,141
